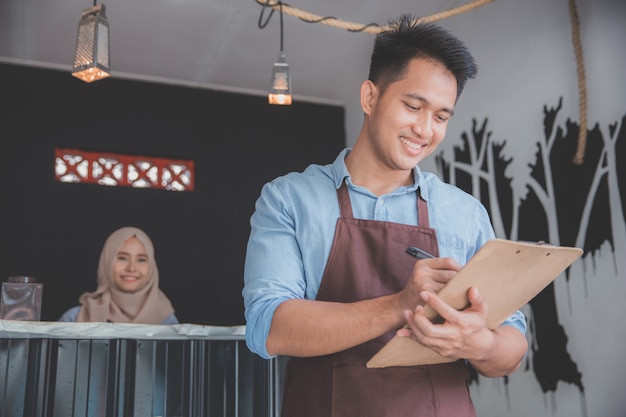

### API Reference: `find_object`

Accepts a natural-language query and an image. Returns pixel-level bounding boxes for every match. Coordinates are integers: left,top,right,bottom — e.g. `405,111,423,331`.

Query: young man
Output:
243,15,528,417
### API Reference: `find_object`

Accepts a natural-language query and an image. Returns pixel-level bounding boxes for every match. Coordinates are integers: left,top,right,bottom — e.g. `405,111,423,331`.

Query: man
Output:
243,15,528,417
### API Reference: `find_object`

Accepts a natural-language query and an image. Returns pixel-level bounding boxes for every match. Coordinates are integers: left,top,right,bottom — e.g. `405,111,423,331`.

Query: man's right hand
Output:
398,257,461,311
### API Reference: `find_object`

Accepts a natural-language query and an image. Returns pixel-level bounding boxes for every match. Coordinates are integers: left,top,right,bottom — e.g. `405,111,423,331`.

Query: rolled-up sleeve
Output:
501,309,527,334
243,180,307,359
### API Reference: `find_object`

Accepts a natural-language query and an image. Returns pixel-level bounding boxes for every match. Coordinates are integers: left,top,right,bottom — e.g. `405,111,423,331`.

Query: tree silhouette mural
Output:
435,98,626,409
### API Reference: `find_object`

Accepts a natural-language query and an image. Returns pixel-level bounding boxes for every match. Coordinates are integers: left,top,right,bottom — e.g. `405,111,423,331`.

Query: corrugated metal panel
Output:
0,338,278,417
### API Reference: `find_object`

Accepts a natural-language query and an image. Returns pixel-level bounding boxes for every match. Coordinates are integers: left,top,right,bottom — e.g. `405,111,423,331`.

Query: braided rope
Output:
569,0,588,165
255,0,496,34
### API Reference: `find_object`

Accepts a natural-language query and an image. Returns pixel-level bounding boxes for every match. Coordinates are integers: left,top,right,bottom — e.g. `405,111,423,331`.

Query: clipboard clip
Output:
519,240,546,245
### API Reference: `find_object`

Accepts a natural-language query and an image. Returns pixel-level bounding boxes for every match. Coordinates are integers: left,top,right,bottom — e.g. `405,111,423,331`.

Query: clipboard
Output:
366,239,583,368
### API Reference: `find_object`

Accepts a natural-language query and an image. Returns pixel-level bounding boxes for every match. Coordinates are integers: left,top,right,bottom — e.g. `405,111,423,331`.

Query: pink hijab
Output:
76,227,175,324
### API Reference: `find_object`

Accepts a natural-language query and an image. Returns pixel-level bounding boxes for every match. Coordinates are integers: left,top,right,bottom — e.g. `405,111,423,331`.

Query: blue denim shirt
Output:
243,148,527,358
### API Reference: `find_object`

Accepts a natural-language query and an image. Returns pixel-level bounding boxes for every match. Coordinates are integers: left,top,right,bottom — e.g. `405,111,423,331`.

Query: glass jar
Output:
0,275,43,321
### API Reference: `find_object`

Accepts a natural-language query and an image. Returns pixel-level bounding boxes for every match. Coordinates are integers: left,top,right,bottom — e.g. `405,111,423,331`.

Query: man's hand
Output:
398,287,491,359
396,257,461,312
397,287,527,377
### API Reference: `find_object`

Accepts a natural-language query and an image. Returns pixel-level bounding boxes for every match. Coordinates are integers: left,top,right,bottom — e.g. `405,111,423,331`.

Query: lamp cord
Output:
257,1,274,29
279,1,284,52
258,1,285,52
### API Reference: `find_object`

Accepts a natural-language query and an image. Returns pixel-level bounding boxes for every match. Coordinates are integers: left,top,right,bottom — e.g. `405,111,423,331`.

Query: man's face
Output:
363,58,458,171
112,236,150,293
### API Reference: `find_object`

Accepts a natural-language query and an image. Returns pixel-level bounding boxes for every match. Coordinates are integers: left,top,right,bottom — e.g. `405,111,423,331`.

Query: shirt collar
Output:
331,148,352,189
331,148,427,198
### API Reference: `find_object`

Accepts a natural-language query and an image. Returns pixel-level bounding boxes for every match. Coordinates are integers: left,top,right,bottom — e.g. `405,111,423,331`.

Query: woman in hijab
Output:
59,226,178,324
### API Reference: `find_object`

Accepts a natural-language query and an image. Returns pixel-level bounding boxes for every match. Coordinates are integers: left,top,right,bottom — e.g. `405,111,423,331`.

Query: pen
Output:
405,246,435,260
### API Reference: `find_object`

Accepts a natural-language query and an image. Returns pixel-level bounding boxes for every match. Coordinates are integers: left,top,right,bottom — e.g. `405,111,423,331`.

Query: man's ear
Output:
360,80,378,115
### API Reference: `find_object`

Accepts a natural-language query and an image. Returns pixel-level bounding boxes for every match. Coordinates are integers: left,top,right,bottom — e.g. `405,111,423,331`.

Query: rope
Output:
255,0,496,34
569,0,588,165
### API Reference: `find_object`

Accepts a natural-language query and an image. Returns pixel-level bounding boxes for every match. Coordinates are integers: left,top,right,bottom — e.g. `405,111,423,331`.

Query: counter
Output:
0,320,282,417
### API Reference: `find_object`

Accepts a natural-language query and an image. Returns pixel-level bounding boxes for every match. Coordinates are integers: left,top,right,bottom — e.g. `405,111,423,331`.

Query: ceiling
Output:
0,0,483,108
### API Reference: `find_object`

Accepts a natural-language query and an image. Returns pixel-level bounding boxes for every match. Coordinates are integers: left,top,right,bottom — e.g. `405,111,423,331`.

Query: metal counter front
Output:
0,321,282,417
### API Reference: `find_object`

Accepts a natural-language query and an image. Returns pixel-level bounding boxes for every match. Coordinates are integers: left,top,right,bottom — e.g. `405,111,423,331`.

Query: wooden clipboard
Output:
366,239,583,368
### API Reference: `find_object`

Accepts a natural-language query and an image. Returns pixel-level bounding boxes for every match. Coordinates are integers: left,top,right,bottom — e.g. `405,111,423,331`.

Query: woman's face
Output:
112,236,150,293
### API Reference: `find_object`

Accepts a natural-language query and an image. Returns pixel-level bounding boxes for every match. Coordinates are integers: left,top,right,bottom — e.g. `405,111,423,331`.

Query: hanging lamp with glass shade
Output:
268,51,292,105
71,3,111,83
267,1,292,105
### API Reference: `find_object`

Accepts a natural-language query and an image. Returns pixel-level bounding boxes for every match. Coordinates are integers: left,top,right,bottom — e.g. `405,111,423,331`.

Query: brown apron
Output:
280,182,476,417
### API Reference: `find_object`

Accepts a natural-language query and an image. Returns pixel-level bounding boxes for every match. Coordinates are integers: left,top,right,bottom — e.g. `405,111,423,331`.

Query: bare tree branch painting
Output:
435,99,626,415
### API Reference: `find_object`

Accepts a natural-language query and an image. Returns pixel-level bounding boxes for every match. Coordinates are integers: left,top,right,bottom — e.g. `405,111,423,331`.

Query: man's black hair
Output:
368,14,478,98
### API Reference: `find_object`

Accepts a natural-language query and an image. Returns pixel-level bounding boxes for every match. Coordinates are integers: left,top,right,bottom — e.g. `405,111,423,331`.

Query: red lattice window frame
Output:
54,147,195,192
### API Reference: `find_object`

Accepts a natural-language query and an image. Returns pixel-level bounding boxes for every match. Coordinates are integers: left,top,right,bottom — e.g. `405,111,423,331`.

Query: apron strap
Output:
417,188,429,228
337,181,354,219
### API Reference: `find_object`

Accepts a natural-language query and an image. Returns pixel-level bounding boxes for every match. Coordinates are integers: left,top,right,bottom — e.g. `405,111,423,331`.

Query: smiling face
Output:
112,236,150,293
360,57,458,173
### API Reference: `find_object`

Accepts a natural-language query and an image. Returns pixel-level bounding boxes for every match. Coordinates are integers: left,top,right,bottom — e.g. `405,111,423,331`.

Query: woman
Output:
59,226,178,324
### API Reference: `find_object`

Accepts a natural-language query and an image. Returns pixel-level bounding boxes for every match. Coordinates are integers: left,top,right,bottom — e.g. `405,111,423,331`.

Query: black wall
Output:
0,62,345,325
